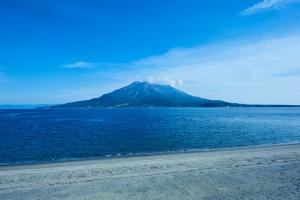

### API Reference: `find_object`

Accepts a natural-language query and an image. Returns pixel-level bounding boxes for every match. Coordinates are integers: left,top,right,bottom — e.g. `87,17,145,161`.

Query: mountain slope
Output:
54,81,237,108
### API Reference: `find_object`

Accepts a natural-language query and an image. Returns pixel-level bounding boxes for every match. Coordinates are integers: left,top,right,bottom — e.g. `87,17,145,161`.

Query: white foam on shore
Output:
1,141,300,167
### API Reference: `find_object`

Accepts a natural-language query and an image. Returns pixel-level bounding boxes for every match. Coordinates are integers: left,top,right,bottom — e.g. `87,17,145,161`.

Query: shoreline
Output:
1,141,300,169
1,143,300,199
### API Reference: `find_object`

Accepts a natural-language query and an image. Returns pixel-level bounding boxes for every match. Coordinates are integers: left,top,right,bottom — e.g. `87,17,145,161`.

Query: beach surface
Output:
0,144,300,200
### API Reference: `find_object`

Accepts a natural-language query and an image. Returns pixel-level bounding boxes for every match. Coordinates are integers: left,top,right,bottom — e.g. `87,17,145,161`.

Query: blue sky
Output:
1,0,300,104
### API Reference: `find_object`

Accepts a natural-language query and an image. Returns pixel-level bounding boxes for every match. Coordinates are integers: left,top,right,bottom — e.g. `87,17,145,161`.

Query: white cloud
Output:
144,75,183,87
126,33,300,104
146,75,155,83
241,0,299,16
63,61,96,69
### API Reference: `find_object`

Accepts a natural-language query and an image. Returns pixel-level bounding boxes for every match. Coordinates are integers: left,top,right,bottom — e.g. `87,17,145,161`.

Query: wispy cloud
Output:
63,61,97,69
124,33,300,104
241,0,299,16
144,75,183,87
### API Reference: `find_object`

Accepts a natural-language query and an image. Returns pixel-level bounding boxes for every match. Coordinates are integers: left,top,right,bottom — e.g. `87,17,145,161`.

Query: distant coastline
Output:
0,104,55,109
1,104,300,109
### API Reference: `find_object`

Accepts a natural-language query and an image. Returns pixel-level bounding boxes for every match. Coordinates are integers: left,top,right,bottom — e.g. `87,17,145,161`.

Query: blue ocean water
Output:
0,107,300,165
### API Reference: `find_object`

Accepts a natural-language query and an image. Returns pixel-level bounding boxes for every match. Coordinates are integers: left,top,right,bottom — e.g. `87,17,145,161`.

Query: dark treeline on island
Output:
49,82,300,108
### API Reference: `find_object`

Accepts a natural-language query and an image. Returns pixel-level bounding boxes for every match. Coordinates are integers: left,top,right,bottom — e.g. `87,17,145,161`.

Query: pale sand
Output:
1,144,300,200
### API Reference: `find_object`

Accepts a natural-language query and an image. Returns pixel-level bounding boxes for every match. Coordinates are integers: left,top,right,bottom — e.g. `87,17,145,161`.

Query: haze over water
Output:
1,107,300,165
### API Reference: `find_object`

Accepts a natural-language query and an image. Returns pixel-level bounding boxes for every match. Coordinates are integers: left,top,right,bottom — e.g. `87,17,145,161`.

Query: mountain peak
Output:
129,81,170,87
128,81,151,87
54,81,234,108
131,81,148,84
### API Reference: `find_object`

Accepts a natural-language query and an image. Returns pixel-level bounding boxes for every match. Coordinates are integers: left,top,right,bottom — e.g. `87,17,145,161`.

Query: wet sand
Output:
1,144,300,200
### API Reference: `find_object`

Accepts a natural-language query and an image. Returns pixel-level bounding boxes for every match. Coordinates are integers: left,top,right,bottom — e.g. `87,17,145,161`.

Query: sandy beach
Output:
0,144,300,200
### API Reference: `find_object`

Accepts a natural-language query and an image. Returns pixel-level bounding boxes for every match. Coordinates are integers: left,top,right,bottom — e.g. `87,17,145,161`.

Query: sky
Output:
0,0,300,104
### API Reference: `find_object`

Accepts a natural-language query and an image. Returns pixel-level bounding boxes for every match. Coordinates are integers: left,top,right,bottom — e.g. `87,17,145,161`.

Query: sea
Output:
0,107,300,165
